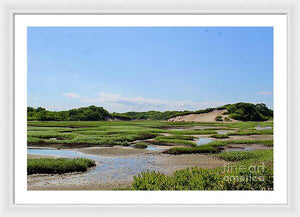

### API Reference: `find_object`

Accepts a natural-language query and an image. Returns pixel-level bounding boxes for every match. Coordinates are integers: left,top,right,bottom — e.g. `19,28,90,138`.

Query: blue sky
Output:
28,27,273,112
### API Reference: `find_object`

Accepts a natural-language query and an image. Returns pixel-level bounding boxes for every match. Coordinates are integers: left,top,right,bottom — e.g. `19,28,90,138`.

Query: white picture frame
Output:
14,14,288,206
0,0,299,216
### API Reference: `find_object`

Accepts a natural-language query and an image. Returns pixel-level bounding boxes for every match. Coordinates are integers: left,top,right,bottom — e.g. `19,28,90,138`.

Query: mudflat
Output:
27,151,227,190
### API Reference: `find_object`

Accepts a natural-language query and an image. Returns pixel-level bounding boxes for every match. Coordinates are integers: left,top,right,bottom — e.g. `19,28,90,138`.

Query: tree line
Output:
27,105,111,121
27,102,273,121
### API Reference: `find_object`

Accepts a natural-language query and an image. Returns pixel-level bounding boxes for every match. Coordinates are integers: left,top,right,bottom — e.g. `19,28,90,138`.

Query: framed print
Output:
0,0,299,217
14,14,287,205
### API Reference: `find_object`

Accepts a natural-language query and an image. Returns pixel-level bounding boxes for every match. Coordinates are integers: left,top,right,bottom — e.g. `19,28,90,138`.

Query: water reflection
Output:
196,138,213,146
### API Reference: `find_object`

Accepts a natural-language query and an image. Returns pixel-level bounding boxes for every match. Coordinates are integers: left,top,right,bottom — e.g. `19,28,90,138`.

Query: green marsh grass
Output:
166,130,217,135
227,129,273,136
132,150,273,190
210,134,229,139
208,140,274,147
27,120,273,190
27,121,273,148
132,166,273,190
134,142,148,149
152,138,196,146
155,135,196,140
163,145,220,155
217,150,273,162
27,158,96,174
165,139,273,155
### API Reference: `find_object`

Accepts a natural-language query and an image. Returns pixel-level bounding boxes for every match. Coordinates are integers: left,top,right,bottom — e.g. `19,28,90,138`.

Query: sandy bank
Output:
168,109,237,122
74,146,150,157
28,154,57,159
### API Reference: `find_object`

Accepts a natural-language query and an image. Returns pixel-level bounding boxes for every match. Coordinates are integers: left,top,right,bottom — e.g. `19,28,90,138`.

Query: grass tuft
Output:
27,158,96,174
217,149,273,162
210,134,229,139
134,142,148,149
164,145,220,155
153,138,196,146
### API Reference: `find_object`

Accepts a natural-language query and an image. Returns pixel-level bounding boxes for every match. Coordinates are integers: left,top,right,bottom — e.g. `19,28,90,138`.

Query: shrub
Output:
134,142,148,149
215,115,223,121
221,165,273,190
132,164,273,190
226,103,272,121
132,171,173,190
27,158,96,174
224,117,231,122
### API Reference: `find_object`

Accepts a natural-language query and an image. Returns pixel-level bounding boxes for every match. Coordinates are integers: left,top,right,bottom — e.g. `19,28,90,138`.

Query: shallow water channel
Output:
27,148,159,186
145,145,160,151
255,125,273,130
196,138,214,146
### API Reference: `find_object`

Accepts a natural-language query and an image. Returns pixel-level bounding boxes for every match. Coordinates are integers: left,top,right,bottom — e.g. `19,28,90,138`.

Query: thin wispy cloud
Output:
63,92,82,99
81,93,226,112
259,91,273,95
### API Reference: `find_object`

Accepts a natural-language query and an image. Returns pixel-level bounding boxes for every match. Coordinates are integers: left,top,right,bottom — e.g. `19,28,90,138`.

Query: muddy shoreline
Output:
27,147,227,190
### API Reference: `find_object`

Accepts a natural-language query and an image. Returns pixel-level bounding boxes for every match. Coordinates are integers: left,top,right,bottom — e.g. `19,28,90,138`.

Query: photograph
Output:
26,26,274,191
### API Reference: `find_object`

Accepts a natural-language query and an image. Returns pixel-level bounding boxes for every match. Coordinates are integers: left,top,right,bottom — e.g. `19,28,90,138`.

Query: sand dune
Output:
168,109,237,122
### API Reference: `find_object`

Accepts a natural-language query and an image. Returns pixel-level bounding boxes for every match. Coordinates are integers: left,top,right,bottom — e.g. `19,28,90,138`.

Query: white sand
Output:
168,109,238,122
